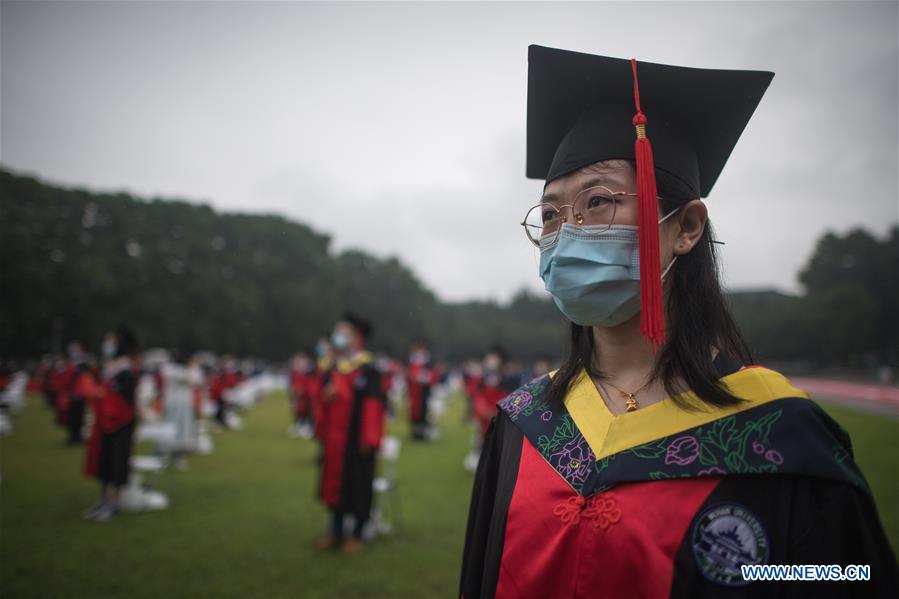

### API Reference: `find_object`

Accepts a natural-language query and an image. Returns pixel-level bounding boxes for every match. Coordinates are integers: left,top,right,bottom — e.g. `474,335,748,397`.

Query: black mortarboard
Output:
114,326,138,357
525,45,773,347
526,45,774,197
487,344,507,362
342,312,373,340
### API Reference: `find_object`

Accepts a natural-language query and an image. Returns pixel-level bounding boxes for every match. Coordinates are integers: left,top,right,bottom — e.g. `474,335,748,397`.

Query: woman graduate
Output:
83,327,139,522
288,352,316,439
407,339,437,441
459,46,898,598
316,314,388,553
161,350,203,470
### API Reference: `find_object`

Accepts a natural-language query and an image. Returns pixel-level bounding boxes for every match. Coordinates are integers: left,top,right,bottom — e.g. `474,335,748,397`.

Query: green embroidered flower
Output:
537,414,578,455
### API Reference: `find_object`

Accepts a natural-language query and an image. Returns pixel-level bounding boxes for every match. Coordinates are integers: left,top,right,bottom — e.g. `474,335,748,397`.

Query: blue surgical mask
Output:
539,210,678,327
102,339,117,359
331,331,349,350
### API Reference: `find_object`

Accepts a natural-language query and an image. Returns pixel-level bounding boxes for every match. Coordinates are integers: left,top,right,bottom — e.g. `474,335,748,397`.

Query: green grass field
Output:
1,393,896,598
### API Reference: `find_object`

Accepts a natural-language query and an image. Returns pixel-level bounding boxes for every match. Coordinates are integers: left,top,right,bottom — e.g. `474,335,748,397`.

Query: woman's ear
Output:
673,199,708,255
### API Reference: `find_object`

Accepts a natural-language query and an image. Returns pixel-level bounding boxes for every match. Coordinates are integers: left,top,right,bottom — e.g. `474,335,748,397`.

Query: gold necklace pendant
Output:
596,377,643,414
623,393,638,412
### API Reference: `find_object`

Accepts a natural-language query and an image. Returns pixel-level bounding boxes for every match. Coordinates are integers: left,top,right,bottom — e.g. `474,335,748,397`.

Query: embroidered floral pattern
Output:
764,449,783,464
665,435,700,466
535,413,577,456
498,374,869,499
628,409,786,479
698,466,726,476
833,443,868,490
549,435,595,488
503,390,533,419
499,375,550,421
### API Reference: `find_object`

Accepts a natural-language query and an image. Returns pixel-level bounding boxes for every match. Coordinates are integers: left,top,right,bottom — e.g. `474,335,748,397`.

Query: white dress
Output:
162,363,202,452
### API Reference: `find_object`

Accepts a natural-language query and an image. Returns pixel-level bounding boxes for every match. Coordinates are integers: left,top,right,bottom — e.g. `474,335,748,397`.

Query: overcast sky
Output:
2,1,897,303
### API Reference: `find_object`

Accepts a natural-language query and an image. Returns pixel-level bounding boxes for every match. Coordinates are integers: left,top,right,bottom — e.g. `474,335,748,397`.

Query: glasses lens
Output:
573,187,618,228
523,204,560,246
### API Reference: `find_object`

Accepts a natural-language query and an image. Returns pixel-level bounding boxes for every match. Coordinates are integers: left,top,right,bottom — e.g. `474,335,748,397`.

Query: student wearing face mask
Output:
465,347,519,473
65,341,91,445
471,347,517,447
288,352,316,439
316,313,387,554
459,46,898,598
82,327,139,522
309,338,334,444
160,350,203,471
406,339,437,441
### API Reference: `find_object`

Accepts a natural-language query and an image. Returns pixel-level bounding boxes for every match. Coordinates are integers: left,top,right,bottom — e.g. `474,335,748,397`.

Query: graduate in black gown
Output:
83,327,139,522
316,313,387,553
407,339,436,441
65,341,91,445
459,45,898,599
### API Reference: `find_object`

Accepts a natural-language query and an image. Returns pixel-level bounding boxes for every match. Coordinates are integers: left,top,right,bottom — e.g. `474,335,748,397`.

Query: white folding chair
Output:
120,455,170,511
372,435,403,535
2,372,28,413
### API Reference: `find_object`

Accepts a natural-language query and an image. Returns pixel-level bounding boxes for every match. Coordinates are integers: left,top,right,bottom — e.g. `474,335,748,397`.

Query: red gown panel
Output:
497,438,720,599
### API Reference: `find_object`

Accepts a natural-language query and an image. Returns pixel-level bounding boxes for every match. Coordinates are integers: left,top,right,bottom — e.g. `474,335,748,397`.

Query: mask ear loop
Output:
658,204,681,225
532,234,554,277
659,203,727,247
661,255,677,279
658,205,681,282
657,205,726,274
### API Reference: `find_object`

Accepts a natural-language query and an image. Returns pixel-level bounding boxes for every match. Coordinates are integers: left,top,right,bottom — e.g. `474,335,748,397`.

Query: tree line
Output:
1,168,895,373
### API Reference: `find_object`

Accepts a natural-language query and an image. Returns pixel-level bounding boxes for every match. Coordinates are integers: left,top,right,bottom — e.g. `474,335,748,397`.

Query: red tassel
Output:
631,59,665,349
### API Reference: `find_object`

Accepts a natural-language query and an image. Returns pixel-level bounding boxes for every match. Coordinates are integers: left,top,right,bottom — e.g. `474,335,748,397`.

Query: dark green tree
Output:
2,167,895,373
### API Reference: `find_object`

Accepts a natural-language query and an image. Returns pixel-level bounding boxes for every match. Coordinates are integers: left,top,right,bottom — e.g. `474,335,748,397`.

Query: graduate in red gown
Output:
211,356,241,429
208,363,227,427
316,314,387,554
462,360,483,419
49,355,73,428
65,341,93,445
459,46,898,598
82,327,139,522
377,355,399,403
471,347,517,443
0,362,10,394
222,357,243,392
288,353,316,438
310,338,334,443
406,340,437,440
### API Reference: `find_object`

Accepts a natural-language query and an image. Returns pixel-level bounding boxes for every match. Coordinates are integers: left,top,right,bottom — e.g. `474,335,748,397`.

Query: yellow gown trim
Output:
336,350,373,374
562,366,810,461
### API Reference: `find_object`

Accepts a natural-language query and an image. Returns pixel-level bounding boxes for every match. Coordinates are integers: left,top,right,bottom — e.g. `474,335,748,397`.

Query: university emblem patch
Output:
691,503,770,587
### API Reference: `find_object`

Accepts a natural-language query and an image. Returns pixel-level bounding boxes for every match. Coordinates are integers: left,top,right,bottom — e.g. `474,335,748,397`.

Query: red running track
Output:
790,377,899,411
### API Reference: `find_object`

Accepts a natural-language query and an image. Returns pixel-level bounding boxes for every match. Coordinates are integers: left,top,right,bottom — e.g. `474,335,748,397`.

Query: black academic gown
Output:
319,353,387,522
460,354,898,598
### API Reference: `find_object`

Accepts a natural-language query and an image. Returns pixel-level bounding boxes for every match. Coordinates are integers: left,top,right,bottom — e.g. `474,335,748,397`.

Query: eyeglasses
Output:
521,185,642,247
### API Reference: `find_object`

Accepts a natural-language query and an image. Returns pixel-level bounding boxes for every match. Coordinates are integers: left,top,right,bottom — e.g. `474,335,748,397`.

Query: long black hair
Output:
545,164,753,410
